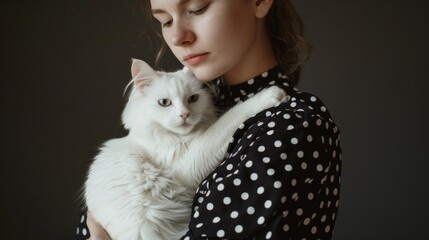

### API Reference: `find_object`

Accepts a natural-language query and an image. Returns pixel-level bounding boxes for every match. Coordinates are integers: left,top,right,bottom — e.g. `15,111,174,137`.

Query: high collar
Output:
214,66,292,109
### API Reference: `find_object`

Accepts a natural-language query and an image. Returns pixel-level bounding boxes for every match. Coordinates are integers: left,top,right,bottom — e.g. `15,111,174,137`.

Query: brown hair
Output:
266,0,312,85
133,0,311,85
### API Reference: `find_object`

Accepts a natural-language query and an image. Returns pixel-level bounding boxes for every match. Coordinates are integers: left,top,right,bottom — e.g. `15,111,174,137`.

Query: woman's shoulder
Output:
249,86,340,136
258,87,334,120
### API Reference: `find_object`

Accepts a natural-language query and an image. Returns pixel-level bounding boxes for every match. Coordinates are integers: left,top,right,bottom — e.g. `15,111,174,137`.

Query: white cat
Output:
84,59,286,240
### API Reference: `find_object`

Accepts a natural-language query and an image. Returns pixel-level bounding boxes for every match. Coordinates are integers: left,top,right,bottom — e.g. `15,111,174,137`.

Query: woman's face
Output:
150,0,273,82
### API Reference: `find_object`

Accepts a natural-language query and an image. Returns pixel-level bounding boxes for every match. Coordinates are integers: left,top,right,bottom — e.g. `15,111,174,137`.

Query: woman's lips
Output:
184,53,209,66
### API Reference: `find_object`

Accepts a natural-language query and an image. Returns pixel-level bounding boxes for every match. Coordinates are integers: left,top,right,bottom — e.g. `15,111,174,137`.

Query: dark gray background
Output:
1,0,428,239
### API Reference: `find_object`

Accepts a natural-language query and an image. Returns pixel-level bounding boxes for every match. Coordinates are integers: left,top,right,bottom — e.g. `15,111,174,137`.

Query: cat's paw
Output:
254,86,287,108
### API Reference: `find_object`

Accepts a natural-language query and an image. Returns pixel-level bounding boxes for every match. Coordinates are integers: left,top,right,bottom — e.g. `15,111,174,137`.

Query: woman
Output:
77,0,342,239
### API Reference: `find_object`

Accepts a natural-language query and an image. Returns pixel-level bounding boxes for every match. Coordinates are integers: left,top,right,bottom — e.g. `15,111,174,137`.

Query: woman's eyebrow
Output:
151,0,192,15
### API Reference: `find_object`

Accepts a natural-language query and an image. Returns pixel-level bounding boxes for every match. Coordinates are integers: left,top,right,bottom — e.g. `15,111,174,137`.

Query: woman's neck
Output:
222,23,277,86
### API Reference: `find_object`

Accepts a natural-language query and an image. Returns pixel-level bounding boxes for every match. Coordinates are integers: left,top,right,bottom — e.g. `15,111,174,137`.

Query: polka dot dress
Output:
180,67,341,239
76,209,90,239
76,66,342,240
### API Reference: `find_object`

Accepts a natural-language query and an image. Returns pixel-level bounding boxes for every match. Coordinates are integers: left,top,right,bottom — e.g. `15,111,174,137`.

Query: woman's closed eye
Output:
161,19,173,28
188,4,209,16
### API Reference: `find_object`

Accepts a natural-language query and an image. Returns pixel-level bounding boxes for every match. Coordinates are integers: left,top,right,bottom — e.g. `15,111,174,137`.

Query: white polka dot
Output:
316,119,322,126
313,151,319,158
311,226,317,234
281,196,287,203
274,140,282,147
303,121,309,128
245,161,253,168
207,203,214,210
291,179,297,186
233,178,241,186
250,173,258,181
193,211,200,218
308,192,314,200
76,227,79,235
257,216,265,225
287,125,294,130
290,102,297,107
184,237,190,240
217,230,225,237
280,153,287,160
223,197,231,205
267,130,274,135
307,135,313,142
325,225,331,233
297,151,304,158
217,183,224,191
82,228,87,236
296,208,303,216
258,146,266,152
283,113,291,119
321,215,327,222
247,134,253,139
247,206,255,215
248,78,254,84
264,200,272,208
321,106,327,112
235,225,243,233
274,181,282,188
301,162,307,169
310,96,317,102
262,72,268,77
265,111,272,117
209,217,219,224
266,231,272,239
267,168,275,176
241,192,249,200
231,211,239,218
257,186,265,194
303,218,311,225
268,121,276,128
283,224,290,232
196,223,203,228
291,138,298,144
263,157,270,163
317,164,323,172
80,215,85,223
285,164,293,171
292,192,299,200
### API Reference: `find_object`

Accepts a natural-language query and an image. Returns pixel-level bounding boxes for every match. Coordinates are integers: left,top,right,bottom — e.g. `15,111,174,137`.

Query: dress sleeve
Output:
182,107,341,239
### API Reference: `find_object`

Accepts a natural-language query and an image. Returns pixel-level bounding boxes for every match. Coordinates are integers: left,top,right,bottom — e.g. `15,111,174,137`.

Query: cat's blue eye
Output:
158,99,172,107
188,94,199,103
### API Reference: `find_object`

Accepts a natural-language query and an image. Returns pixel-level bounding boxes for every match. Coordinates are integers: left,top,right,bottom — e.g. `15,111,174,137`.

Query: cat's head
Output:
122,59,216,135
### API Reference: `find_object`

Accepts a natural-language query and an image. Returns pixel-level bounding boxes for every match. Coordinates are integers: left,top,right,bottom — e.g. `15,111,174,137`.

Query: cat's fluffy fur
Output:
84,59,286,240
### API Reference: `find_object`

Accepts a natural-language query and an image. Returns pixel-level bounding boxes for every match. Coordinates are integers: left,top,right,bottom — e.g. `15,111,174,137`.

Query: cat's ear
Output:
130,58,157,91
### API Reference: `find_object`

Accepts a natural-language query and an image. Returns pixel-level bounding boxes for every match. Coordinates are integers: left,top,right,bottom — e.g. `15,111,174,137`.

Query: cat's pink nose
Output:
180,112,190,119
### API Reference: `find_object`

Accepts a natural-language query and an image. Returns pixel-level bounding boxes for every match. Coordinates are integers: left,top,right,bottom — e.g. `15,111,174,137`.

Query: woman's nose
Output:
170,22,195,46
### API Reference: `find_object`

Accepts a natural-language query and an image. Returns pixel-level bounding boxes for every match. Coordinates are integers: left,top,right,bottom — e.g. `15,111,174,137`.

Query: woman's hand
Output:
86,211,111,240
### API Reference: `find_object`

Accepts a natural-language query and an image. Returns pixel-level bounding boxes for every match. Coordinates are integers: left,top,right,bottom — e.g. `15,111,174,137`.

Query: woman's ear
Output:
254,0,273,18
130,58,157,92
